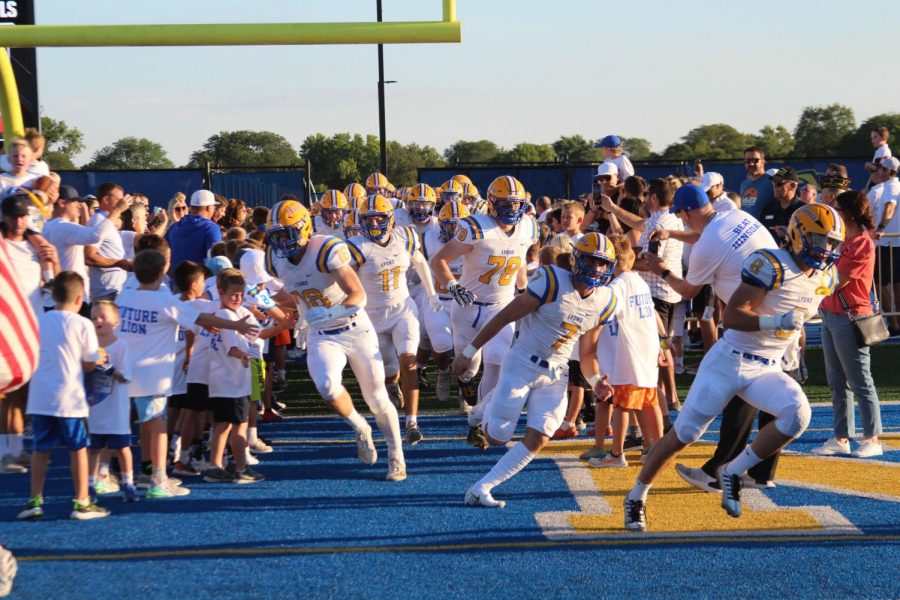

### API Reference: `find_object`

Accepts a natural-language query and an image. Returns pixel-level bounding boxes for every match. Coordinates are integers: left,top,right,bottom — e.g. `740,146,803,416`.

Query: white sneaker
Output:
249,438,273,454
675,463,721,493
0,544,17,597
464,487,505,508
436,367,452,402
811,438,851,456
851,439,883,458
244,452,260,466
0,455,27,474
386,458,407,482
588,452,627,468
355,425,377,465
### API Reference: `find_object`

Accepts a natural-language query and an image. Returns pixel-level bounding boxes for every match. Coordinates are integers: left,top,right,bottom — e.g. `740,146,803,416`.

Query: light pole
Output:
377,0,387,176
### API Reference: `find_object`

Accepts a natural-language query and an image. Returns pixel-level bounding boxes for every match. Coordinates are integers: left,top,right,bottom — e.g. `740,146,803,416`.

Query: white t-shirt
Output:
86,338,133,435
711,194,737,212
5,238,43,317
878,177,900,246
874,144,892,163
88,210,128,300
43,216,105,301
115,287,201,397
0,156,49,177
120,230,137,260
27,310,100,418
685,210,776,303
605,155,635,180
597,272,658,388
172,298,211,396
185,298,217,386
208,306,259,399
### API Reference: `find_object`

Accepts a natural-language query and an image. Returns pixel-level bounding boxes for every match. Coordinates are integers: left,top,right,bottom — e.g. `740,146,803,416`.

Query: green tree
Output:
40,115,84,170
621,137,653,160
552,135,602,162
753,125,795,157
496,142,557,163
83,137,174,170
188,130,299,168
792,103,855,158
837,113,900,157
443,139,502,164
385,141,445,186
661,124,754,160
299,132,380,190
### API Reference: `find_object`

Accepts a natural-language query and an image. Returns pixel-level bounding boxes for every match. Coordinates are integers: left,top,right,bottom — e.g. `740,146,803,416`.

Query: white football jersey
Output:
456,214,539,304
346,226,419,311
266,235,354,328
725,248,837,359
313,215,346,240
516,265,617,363
406,220,439,289
422,227,463,296
393,208,412,228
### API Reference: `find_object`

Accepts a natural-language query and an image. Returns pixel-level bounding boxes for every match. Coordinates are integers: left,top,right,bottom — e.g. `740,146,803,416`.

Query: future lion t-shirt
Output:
116,287,200,397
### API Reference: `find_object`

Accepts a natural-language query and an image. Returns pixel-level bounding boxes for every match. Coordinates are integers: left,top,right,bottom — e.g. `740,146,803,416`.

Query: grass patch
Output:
281,345,900,416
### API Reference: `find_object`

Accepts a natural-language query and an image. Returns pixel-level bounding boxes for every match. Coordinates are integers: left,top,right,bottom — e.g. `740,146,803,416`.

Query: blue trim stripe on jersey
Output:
345,239,365,266
317,237,343,273
757,249,785,289
597,293,618,324
404,226,416,254
265,247,277,277
463,216,484,240
541,266,559,305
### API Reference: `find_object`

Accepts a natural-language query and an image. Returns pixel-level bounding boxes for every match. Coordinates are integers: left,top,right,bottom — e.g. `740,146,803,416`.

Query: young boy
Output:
0,129,50,177
116,250,258,498
18,272,108,520
86,301,138,502
0,138,40,198
203,268,265,484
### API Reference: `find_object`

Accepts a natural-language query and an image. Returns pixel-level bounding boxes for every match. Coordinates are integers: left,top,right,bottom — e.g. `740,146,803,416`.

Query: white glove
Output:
759,309,805,331
306,304,360,326
428,295,444,313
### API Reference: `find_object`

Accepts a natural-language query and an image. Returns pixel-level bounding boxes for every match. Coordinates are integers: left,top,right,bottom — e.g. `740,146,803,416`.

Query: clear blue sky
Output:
34,0,900,166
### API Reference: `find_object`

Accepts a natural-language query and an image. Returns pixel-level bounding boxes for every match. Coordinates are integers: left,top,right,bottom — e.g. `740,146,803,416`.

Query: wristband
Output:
447,278,459,288
660,269,671,280
586,374,602,388
758,315,780,331
462,344,478,360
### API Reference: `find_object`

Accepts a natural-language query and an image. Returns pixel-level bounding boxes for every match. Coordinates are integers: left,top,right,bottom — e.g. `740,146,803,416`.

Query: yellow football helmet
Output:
360,194,395,242
343,209,364,238
266,200,313,258
486,175,527,224
572,232,617,288
452,174,473,186
440,179,464,205
406,183,437,224
437,200,470,242
787,203,845,270
318,189,349,230
344,182,367,210
461,182,480,205
365,172,391,195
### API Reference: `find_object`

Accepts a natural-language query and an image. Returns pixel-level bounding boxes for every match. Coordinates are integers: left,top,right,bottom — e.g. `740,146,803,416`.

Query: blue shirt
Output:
739,176,775,219
164,214,222,271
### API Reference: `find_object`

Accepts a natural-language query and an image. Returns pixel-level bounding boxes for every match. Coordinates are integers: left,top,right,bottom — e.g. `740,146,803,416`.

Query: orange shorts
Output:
274,329,292,347
611,384,658,410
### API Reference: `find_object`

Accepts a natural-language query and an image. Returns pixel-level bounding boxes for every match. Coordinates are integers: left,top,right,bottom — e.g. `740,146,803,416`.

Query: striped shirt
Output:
0,235,39,392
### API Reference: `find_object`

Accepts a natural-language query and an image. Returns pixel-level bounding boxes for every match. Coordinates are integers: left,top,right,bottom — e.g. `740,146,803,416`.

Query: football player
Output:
265,199,407,481
345,195,442,445
344,183,367,212
313,189,349,239
431,175,539,448
453,233,619,507
624,204,844,531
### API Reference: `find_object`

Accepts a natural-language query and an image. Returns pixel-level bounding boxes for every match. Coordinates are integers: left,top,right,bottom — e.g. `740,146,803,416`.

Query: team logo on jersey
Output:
457,228,468,241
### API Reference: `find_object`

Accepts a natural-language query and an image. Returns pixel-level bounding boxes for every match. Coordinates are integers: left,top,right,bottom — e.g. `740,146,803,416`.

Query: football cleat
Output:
465,487,505,508
386,382,404,410
355,425,378,465
467,425,489,450
675,463,721,493
404,423,424,446
718,469,743,517
624,497,647,531
386,458,407,482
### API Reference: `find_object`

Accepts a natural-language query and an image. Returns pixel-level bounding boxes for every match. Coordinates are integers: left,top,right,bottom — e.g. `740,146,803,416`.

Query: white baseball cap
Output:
700,171,724,191
190,189,219,207
594,162,619,179
765,168,780,177
239,249,273,287
881,156,900,172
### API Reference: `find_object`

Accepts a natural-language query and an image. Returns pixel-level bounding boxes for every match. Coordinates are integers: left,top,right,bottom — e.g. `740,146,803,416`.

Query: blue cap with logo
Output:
594,134,622,148
670,184,710,214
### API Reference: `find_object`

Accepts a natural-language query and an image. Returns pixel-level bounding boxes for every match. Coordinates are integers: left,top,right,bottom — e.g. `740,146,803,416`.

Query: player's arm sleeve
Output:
525,266,556,305
596,289,619,325
455,217,479,247
319,238,354,273
740,250,781,291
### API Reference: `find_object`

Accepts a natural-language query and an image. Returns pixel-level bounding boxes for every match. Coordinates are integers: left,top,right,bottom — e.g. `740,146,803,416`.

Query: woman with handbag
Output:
812,190,884,458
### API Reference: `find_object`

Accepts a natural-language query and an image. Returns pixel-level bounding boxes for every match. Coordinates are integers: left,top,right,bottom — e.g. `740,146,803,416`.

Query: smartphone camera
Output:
647,240,660,255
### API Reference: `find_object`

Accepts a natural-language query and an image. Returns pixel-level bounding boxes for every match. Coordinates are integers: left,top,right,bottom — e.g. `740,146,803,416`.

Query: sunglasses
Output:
175,205,188,212
744,158,761,164
597,176,613,182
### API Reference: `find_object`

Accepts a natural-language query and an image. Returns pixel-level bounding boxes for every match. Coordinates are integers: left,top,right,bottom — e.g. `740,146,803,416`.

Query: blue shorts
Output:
31,415,89,452
90,433,131,450
132,396,167,423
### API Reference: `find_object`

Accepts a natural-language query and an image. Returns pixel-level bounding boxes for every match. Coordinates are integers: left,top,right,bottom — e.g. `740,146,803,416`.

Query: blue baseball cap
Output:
594,134,622,148
670,184,710,214
204,255,232,275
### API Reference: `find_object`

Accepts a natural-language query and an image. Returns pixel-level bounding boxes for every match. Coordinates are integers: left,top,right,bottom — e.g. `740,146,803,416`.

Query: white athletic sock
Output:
372,403,403,462
99,462,110,477
723,446,762,476
343,410,369,433
152,467,167,486
247,426,258,445
8,434,23,457
121,470,134,485
405,415,417,429
627,478,652,502
475,441,535,491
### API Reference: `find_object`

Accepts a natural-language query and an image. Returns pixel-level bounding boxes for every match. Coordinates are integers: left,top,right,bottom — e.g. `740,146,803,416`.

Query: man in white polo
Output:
701,172,736,212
